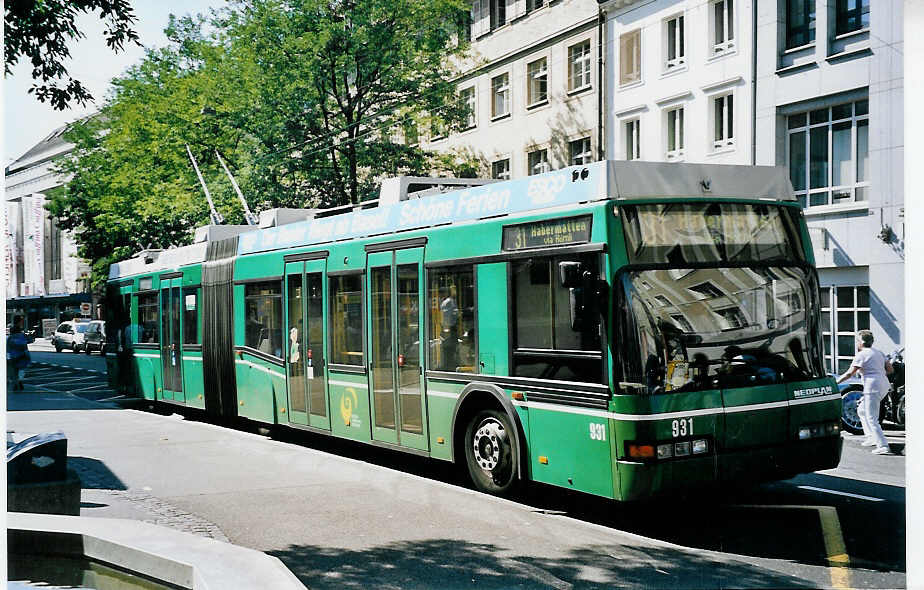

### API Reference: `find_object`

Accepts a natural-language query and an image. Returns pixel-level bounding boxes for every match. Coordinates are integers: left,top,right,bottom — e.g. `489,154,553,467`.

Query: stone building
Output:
5,122,92,332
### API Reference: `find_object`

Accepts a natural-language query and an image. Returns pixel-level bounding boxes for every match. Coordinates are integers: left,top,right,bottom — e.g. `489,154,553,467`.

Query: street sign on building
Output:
79,302,91,316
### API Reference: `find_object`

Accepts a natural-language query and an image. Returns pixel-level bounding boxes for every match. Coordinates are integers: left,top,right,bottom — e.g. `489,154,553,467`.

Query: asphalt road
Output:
9,351,907,590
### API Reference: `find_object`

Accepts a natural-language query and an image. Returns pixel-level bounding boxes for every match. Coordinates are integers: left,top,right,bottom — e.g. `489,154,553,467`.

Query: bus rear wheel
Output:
464,409,518,496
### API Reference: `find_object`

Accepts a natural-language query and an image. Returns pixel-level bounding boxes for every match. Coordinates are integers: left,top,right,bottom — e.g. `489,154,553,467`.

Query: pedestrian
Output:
837,330,893,455
6,318,32,392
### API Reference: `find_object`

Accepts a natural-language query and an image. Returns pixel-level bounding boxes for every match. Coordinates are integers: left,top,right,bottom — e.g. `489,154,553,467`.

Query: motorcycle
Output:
839,348,905,434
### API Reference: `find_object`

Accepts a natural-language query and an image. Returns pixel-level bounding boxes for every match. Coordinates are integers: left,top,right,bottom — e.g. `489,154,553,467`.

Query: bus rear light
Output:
673,442,691,457
628,444,655,459
692,439,709,454
657,444,673,459
511,391,525,401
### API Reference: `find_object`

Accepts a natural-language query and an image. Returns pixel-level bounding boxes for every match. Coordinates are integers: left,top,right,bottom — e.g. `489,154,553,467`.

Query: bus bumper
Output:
616,435,842,502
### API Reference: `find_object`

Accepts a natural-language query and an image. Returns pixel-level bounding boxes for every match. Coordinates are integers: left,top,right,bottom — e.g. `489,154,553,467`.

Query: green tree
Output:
221,0,473,206
50,1,476,287
4,0,140,109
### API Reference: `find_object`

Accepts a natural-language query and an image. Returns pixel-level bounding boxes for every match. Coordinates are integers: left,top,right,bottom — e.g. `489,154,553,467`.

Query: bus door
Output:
367,247,428,451
285,258,331,430
160,278,184,402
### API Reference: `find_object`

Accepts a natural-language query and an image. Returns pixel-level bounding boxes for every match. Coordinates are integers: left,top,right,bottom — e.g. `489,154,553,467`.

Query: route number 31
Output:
672,418,693,437
589,423,606,441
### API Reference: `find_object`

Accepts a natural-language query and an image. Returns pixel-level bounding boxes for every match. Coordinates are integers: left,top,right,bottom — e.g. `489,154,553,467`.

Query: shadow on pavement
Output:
68,456,128,491
270,539,814,590
6,390,121,412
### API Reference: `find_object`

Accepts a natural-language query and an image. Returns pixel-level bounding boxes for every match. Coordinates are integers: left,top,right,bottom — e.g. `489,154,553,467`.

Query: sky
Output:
3,1,227,165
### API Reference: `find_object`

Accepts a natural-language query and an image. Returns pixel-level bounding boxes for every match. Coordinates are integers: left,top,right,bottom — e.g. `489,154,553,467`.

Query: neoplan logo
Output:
793,385,833,398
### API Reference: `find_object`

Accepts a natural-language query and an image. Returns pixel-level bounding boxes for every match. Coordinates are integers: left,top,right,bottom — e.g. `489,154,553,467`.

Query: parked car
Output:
83,320,107,355
52,321,89,352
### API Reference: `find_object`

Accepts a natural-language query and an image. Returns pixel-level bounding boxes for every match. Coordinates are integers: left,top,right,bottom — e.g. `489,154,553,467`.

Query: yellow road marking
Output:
733,505,851,590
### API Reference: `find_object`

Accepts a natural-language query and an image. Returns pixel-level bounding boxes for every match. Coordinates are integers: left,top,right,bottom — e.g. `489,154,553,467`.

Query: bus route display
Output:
501,215,592,251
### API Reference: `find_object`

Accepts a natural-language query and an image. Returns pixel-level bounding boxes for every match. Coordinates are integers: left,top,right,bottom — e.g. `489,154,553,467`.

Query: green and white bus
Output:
105,160,842,501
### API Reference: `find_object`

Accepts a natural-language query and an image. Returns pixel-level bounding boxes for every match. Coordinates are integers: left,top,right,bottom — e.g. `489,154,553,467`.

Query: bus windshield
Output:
617,265,825,395
621,203,805,265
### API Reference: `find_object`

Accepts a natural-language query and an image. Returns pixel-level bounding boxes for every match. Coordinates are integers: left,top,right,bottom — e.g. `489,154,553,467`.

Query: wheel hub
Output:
842,391,863,431
473,419,507,473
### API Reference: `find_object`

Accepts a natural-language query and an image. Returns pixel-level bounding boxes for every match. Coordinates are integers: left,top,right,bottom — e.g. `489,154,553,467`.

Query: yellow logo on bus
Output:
340,388,358,425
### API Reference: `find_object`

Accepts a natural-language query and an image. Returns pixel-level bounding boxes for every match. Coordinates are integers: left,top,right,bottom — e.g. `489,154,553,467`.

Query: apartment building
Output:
599,0,903,368
600,0,752,164
5,123,93,330
429,0,602,179
755,0,903,370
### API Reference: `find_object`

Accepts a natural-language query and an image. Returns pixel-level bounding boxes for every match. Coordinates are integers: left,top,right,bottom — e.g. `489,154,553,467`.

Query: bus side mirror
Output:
559,262,583,288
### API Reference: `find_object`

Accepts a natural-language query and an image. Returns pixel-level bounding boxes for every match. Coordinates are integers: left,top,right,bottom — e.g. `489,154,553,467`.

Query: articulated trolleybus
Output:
106,161,841,501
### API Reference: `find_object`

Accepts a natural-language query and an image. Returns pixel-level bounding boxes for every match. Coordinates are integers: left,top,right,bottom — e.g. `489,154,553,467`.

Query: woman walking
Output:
837,330,893,455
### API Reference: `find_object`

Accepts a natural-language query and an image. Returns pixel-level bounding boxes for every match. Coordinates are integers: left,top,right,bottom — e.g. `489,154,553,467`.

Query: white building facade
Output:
754,0,903,371
431,0,602,178
5,124,92,330
600,0,903,370
600,0,753,165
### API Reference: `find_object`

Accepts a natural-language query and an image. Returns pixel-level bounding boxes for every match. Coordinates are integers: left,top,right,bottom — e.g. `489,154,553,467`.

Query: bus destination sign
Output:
502,215,592,251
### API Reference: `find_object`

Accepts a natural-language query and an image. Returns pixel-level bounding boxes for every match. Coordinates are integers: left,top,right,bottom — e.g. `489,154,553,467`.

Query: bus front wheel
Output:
464,409,518,496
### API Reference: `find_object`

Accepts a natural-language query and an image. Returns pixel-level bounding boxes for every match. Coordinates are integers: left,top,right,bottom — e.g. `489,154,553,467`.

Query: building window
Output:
430,115,447,140
665,14,685,70
786,0,816,49
492,158,511,180
244,282,283,358
666,107,684,160
568,41,592,91
619,30,641,86
527,0,544,12
787,99,869,208
490,0,506,30
460,86,476,129
527,57,548,106
527,149,550,175
836,0,869,35
625,119,640,160
491,73,510,119
403,119,419,146
712,0,735,54
821,285,870,373
712,93,734,150
569,137,593,166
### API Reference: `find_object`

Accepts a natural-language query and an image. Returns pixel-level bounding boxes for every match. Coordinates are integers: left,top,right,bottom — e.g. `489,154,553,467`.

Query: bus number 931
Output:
672,418,693,438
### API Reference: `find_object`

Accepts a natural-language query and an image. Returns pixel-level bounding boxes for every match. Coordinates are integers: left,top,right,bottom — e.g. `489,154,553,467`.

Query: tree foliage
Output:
4,0,140,110
50,1,476,287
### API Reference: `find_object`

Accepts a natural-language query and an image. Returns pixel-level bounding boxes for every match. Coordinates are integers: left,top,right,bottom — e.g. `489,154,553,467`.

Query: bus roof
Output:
109,161,793,280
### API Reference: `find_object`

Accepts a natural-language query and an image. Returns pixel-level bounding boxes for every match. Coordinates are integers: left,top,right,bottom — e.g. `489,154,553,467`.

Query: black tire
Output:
54,342,62,353
464,409,519,496
71,342,78,352
85,344,92,355
840,386,865,435
896,393,905,426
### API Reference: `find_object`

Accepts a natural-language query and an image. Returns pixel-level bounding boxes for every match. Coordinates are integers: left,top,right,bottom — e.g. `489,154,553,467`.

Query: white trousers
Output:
858,375,890,448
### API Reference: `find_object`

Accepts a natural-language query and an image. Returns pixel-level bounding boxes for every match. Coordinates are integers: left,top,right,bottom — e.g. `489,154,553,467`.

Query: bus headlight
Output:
692,439,709,454
673,441,691,457
799,426,812,440
657,444,673,459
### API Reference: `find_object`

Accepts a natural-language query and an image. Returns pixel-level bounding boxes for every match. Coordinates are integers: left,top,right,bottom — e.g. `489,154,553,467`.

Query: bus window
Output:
428,265,475,372
137,293,159,343
183,288,198,344
244,282,283,358
330,274,364,366
511,254,603,383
